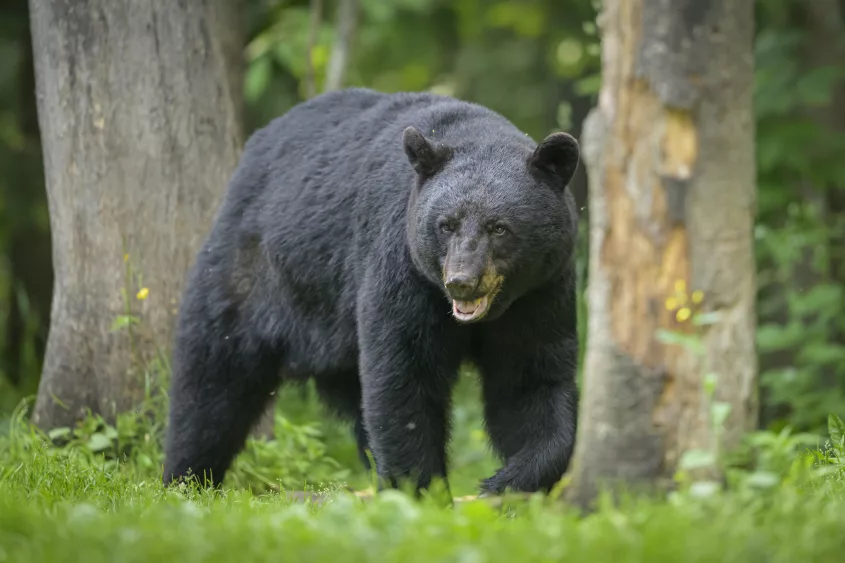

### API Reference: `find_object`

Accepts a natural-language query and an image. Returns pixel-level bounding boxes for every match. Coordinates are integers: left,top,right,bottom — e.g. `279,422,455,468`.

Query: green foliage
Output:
1,406,845,562
0,391,352,496
0,355,501,496
820,414,845,483
0,2,49,412
3,321,844,561
753,7,845,434
243,0,599,139
654,311,841,502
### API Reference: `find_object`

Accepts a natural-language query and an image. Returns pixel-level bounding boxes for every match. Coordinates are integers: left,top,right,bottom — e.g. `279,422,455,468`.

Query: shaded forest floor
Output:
1,374,845,562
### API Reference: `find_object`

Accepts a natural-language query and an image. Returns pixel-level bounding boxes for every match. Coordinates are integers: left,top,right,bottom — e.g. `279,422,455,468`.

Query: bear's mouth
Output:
451,294,492,323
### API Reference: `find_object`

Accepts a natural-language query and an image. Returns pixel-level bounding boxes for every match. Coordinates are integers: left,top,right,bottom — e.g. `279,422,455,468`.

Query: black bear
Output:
162,87,580,496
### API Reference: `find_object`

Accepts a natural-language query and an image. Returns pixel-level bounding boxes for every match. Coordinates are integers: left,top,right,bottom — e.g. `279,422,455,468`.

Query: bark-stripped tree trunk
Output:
567,0,757,507
30,0,243,429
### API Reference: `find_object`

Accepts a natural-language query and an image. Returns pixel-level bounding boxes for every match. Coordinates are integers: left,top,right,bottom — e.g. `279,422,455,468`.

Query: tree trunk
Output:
29,0,243,429
567,0,757,507
325,0,360,92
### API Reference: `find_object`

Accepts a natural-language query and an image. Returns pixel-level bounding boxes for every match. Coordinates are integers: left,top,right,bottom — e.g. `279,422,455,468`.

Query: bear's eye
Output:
439,222,454,234
491,224,508,236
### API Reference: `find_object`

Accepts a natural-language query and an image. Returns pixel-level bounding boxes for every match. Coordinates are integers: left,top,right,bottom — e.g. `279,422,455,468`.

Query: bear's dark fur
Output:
162,88,581,495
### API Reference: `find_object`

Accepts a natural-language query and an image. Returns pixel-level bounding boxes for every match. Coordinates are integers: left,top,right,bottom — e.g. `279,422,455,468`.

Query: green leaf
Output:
745,471,780,489
679,449,716,470
245,56,272,103
829,414,845,449
692,311,722,326
794,65,845,107
797,343,845,367
574,73,601,97
711,402,732,428
791,284,842,317
86,433,112,453
47,427,72,441
703,373,718,397
110,315,138,332
756,323,802,352
655,329,705,356
688,480,721,498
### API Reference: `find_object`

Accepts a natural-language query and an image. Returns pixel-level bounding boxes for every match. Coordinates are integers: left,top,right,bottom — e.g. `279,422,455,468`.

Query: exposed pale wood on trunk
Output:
567,0,757,507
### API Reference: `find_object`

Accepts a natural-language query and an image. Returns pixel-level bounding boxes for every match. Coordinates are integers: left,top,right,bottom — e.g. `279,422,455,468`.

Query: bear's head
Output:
403,125,580,324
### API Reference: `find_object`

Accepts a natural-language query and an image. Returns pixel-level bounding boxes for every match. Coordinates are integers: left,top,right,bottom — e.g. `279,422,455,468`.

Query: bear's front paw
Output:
478,474,508,496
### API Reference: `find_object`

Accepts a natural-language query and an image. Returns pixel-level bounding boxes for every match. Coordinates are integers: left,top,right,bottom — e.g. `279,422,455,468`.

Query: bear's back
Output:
222,87,527,264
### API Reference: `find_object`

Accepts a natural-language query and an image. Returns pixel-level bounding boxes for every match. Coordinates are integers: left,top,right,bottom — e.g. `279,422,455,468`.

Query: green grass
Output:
1,375,844,562
1,445,844,562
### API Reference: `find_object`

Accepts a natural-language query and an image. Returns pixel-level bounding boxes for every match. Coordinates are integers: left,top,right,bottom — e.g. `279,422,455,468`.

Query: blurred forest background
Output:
0,0,843,495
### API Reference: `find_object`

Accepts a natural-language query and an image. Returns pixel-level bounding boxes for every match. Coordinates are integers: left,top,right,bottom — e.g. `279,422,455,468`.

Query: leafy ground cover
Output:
1,375,844,562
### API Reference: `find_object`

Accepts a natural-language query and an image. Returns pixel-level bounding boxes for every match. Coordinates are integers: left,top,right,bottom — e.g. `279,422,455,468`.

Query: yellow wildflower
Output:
691,290,704,304
676,307,691,322
136,287,150,300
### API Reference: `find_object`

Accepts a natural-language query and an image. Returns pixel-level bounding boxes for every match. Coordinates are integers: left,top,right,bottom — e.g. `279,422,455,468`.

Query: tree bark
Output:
325,0,360,92
567,0,757,507
29,0,243,428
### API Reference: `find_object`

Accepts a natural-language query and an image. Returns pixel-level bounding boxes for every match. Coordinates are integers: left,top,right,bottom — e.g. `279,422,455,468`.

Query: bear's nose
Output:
445,273,480,300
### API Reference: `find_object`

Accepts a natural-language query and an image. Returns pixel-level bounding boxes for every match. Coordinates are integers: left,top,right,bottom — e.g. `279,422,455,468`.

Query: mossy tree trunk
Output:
567,0,757,507
29,0,243,429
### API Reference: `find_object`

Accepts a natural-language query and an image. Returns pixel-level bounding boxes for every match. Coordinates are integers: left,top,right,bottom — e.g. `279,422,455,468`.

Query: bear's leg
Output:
314,375,373,470
352,417,372,470
476,342,579,495
162,330,281,487
356,282,465,494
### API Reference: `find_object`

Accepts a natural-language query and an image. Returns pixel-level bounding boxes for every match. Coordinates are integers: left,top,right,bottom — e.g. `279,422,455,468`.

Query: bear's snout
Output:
444,272,480,301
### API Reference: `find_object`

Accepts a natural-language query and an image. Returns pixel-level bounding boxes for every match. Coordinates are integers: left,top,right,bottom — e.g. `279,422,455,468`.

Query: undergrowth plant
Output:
655,278,840,502
0,253,355,495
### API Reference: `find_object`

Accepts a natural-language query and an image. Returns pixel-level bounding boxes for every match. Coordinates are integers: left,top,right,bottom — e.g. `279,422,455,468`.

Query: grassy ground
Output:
1,373,844,562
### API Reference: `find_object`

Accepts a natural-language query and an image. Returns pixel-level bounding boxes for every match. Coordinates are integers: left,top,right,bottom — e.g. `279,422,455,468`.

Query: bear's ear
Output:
402,126,452,178
529,132,580,189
